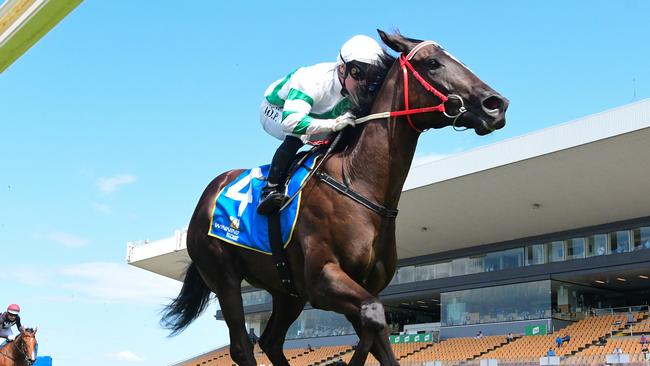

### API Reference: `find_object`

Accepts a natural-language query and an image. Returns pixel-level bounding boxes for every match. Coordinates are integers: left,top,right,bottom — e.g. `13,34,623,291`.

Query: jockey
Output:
0,304,24,342
257,34,385,215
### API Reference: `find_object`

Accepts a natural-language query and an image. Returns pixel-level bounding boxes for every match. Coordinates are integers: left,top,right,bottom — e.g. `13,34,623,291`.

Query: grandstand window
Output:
415,263,436,281
441,280,550,326
450,258,469,275
484,252,502,272
526,244,547,265
467,255,484,274
610,230,631,254
434,262,450,279
548,240,565,262
501,248,524,269
566,238,586,260
398,265,415,283
587,234,608,257
632,227,650,251
242,290,272,306
285,308,355,339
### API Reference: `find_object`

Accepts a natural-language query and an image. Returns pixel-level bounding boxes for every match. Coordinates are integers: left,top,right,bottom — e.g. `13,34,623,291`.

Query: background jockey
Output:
257,35,386,215
0,304,24,342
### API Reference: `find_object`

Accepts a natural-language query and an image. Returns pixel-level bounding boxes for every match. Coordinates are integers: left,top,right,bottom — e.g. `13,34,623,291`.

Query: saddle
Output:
208,147,326,296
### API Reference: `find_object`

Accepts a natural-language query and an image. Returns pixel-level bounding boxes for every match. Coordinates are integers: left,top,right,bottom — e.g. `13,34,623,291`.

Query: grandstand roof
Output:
127,99,650,281
0,0,82,73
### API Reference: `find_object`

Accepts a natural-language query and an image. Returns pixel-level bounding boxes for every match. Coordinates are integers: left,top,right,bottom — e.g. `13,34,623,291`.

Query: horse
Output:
162,30,508,366
0,328,37,366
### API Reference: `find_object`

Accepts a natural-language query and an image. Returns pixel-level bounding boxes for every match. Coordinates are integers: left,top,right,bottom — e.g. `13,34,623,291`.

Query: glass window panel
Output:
484,252,502,272
548,241,565,262
415,264,435,282
566,238,585,260
441,280,551,326
451,258,469,276
285,308,355,339
632,227,650,251
242,290,272,306
526,244,547,265
610,230,631,254
397,266,415,284
467,256,484,274
434,262,450,279
587,234,607,257
501,248,524,269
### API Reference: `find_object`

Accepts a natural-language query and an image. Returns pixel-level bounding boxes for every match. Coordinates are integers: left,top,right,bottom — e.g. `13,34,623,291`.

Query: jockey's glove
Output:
332,112,356,132
7,335,15,341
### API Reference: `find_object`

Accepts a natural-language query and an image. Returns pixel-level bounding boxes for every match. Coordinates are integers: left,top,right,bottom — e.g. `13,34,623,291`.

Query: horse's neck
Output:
344,76,419,208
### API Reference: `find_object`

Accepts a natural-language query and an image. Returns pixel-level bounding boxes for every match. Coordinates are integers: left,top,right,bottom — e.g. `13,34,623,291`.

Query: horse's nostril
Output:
482,95,503,111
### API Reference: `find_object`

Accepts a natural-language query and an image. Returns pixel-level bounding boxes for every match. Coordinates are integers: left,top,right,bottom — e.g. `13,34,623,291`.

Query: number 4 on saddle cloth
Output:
208,153,320,254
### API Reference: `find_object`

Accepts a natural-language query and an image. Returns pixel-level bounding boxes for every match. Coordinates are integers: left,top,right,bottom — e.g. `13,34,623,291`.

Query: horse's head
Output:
378,30,508,135
15,328,37,365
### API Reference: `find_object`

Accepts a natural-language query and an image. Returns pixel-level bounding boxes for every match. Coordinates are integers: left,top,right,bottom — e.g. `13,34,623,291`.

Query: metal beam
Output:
0,0,82,73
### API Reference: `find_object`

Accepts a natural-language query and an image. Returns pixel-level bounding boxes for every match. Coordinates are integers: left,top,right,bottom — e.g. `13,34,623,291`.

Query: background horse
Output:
162,30,508,366
0,328,37,366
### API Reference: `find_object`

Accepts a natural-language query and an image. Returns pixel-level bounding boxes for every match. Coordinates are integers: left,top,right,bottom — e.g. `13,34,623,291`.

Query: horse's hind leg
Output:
258,294,305,366
195,244,256,366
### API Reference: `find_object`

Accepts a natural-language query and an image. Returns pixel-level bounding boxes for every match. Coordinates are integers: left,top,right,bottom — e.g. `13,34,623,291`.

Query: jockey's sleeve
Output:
15,316,22,330
281,88,335,135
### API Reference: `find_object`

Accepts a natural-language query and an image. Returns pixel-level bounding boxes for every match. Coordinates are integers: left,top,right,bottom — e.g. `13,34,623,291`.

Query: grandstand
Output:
128,99,650,365
170,310,650,365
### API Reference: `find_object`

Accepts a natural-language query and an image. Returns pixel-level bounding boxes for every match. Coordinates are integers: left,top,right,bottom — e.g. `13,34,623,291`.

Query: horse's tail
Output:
160,263,212,336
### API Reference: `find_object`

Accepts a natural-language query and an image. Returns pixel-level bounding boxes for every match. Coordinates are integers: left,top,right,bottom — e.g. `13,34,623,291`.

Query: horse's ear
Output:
34,327,37,334
377,29,409,54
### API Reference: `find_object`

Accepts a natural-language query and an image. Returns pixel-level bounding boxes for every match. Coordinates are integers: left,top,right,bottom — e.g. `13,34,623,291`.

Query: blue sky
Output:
1,0,649,365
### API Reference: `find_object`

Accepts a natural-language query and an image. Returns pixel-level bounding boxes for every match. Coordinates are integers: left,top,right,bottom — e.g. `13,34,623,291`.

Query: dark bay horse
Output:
0,329,37,366
162,30,508,366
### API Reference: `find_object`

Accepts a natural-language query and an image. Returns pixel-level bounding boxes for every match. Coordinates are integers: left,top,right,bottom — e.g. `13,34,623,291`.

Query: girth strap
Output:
316,172,399,218
267,212,299,297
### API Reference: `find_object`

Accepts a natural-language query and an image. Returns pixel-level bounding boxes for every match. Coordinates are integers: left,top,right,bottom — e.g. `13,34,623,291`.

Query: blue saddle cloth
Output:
208,154,319,254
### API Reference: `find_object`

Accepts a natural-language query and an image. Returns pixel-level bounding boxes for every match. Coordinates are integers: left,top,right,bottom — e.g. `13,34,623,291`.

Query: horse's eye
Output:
428,59,442,69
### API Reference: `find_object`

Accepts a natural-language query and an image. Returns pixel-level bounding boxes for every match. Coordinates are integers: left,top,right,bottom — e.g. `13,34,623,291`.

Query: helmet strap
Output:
338,59,350,97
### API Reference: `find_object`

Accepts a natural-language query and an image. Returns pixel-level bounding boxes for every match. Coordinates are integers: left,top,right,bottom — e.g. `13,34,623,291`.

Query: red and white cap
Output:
7,304,20,315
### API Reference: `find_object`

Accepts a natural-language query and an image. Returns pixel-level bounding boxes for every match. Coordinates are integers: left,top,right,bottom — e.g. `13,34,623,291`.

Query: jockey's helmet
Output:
338,35,383,66
7,304,20,315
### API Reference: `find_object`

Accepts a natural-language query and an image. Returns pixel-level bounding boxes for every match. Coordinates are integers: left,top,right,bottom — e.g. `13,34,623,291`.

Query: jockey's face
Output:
6,313,16,319
343,62,367,96
339,62,371,108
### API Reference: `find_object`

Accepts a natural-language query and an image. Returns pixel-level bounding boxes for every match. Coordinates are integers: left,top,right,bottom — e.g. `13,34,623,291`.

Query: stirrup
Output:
257,191,288,215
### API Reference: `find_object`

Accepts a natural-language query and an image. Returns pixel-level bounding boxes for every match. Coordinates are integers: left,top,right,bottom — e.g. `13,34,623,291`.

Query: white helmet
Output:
338,35,383,65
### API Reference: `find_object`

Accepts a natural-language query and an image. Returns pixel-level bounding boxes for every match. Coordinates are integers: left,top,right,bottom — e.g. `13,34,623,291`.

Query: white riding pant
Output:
259,100,327,144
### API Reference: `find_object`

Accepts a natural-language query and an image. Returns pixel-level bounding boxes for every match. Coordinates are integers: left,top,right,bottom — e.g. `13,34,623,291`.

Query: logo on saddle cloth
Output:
208,154,319,254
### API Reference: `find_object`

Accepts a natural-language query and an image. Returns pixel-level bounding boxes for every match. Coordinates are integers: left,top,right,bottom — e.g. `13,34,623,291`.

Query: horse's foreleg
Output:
307,263,397,366
258,294,305,366
346,314,399,366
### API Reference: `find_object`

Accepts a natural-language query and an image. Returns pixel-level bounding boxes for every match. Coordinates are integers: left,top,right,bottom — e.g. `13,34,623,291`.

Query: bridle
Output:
0,334,35,365
354,40,468,132
280,41,474,214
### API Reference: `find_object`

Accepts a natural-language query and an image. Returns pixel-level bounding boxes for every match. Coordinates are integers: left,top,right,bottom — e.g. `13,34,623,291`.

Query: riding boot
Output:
257,136,303,215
